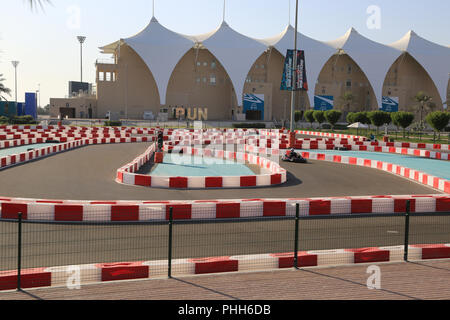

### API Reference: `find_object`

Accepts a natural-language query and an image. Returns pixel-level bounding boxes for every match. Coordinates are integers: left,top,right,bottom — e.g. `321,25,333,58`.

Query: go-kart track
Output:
0,126,449,291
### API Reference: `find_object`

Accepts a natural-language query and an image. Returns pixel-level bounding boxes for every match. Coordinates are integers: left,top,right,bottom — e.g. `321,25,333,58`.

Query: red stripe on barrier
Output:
166,204,192,220
111,205,139,221
190,257,238,275
309,200,331,215
240,176,256,187
436,197,450,212
169,177,188,189
271,174,282,185
216,203,240,219
99,262,149,282
413,245,450,260
0,268,51,291
271,252,318,268
351,199,372,214
54,205,83,221
205,177,223,188
347,248,390,263
263,201,286,217
394,199,416,213
1,203,28,219
135,175,151,187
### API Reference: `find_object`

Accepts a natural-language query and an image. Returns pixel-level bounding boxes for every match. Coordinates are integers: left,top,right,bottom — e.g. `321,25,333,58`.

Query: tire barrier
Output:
0,195,449,222
1,243,449,291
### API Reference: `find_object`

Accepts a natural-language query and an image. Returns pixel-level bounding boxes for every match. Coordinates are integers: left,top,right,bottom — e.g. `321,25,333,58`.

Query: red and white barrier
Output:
1,195,449,222
1,243,449,291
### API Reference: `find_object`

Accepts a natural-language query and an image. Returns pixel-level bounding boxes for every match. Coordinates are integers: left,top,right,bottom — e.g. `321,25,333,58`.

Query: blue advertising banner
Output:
381,96,399,112
25,92,37,119
314,95,334,111
280,50,308,91
243,94,264,120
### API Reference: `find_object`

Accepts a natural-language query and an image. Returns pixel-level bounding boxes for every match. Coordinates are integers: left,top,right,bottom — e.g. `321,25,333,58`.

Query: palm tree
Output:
26,0,51,11
0,74,11,101
339,91,355,118
414,91,434,140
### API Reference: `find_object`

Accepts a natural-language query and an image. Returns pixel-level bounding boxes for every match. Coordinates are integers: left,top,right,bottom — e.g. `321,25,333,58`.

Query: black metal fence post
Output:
17,212,23,291
168,207,173,278
404,200,411,262
294,203,300,269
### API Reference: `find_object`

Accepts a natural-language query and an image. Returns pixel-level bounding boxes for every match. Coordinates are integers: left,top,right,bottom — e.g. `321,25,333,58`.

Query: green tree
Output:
391,112,415,138
0,74,11,101
346,112,357,124
340,91,355,113
304,110,315,128
313,111,325,130
353,112,370,125
324,110,342,131
368,111,388,135
426,111,450,141
294,110,304,123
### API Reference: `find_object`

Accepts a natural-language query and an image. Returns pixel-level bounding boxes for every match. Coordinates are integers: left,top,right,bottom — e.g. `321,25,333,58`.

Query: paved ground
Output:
0,142,439,201
1,260,449,300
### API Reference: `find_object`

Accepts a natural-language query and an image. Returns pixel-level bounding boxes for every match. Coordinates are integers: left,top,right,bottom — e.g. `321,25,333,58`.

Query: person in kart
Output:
288,148,299,159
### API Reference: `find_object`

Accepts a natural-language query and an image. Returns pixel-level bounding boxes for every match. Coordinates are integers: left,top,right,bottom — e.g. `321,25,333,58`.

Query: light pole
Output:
77,36,86,83
290,0,299,132
11,61,19,105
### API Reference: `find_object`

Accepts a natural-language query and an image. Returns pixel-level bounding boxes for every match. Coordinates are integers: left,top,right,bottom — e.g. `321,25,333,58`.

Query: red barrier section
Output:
205,177,223,188
169,177,188,189
111,205,139,221
271,174,282,185
135,175,152,187
99,262,149,282
347,248,390,263
263,201,286,217
166,204,192,220
240,176,257,187
271,252,318,268
351,199,373,214
216,203,241,219
1,203,28,219
309,200,331,215
436,197,450,212
0,268,51,291
190,257,239,274
414,245,450,260
55,205,83,222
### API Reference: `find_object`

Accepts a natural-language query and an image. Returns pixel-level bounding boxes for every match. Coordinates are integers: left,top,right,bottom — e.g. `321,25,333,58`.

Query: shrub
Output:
104,120,123,127
324,110,342,131
304,110,315,128
9,115,38,125
313,111,325,129
0,116,9,124
368,111,388,134
426,111,450,140
294,110,304,123
391,112,415,138
232,123,266,129
346,112,357,124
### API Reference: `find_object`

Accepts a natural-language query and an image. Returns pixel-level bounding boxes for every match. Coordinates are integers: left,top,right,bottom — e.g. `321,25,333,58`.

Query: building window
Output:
211,61,216,69
106,72,111,81
346,80,352,87
197,62,201,66
210,74,216,85
202,77,207,83
347,64,352,74
99,72,104,81
196,77,201,83
203,62,208,67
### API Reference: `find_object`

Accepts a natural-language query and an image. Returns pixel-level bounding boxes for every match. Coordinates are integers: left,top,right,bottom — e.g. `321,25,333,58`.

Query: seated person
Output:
288,148,299,159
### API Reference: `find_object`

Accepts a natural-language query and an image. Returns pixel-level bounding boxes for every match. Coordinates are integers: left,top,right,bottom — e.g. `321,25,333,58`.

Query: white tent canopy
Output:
262,25,336,108
201,21,267,107
123,17,195,105
326,28,401,108
390,31,450,104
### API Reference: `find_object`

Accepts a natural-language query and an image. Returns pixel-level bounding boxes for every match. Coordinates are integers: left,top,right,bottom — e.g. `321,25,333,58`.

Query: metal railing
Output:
1,201,449,291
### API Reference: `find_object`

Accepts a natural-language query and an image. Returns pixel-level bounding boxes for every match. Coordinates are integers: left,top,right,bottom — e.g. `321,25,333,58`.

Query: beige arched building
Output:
83,17,450,122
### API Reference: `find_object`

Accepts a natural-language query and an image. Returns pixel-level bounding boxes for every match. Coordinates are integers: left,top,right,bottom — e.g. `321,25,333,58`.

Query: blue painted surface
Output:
151,154,254,177
300,149,450,180
0,143,60,158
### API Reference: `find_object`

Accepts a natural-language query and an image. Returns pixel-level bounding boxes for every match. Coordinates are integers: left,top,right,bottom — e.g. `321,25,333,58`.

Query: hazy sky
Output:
0,0,449,106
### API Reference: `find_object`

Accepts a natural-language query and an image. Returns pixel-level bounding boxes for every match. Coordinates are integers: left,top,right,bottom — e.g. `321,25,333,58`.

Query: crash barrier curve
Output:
246,145,450,194
115,143,286,189
1,243,449,291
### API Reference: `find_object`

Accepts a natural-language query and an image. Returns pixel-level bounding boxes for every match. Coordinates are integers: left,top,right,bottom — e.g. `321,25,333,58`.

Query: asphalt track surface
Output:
0,142,440,201
0,142,447,271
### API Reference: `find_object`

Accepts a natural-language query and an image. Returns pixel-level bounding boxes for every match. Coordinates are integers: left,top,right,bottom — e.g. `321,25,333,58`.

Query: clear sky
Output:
0,0,449,107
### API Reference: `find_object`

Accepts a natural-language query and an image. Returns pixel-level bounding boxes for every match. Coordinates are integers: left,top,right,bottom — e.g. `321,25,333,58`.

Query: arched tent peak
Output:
120,16,195,105
324,28,401,108
389,30,450,103
202,21,268,107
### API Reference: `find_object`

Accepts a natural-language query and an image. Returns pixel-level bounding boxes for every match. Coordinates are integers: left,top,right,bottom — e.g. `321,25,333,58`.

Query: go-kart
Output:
282,152,307,163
